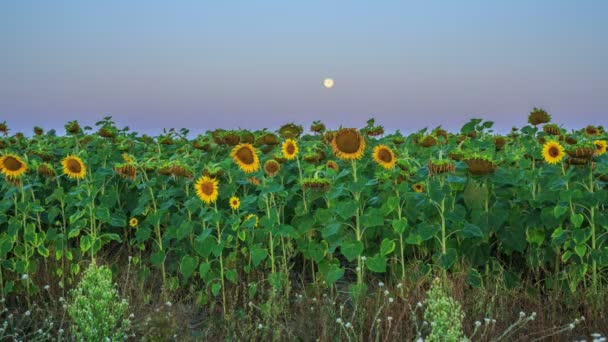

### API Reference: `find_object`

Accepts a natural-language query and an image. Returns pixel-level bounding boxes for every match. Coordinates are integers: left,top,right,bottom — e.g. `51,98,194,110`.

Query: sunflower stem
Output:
214,203,228,318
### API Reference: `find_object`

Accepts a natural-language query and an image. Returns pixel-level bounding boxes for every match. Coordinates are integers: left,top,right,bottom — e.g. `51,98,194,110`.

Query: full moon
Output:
323,78,334,89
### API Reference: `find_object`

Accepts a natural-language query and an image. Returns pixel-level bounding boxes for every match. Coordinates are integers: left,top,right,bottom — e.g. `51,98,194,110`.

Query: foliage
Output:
67,262,131,341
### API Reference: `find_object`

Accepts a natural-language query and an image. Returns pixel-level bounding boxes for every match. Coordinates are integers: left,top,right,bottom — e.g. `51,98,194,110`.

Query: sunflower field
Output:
0,111,607,339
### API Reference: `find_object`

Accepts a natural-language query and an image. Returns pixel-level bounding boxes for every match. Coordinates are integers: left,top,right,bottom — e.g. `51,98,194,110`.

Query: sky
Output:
1,0,607,136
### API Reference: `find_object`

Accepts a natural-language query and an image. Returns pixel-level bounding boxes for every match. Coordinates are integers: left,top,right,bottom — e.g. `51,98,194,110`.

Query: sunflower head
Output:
249,176,260,186
229,196,241,210
264,160,281,177
413,183,425,193
281,139,299,160
115,163,137,180
326,160,339,172
301,178,330,192
33,126,44,136
494,136,507,150
278,123,303,139
62,155,86,180
194,175,219,205
231,144,260,173
420,135,437,147
0,154,28,180
585,125,599,136
331,128,365,160
528,107,551,126
311,121,326,134
38,163,56,179
0,122,8,135
594,140,607,156
65,120,81,135
129,217,138,228
372,145,396,169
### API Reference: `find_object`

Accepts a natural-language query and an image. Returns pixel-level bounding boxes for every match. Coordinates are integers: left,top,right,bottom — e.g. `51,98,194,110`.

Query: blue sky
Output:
1,0,607,135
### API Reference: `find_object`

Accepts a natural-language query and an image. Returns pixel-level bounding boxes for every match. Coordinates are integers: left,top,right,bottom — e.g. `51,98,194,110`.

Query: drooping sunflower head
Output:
129,217,138,228
231,143,260,173
413,182,425,193
372,145,396,169
194,175,219,205
594,140,607,156
0,154,28,180
326,160,339,172
264,160,280,177
281,139,299,160
585,125,599,136
61,155,86,180
229,196,241,210
38,163,56,179
115,163,137,180
331,128,365,160
542,141,565,165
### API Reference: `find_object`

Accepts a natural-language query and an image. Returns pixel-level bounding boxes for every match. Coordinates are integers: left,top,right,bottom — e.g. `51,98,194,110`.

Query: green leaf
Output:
199,262,211,280
380,239,396,257
571,214,584,228
251,248,268,267
180,255,198,280
68,229,81,239
463,223,484,238
466,268,483,288
37,245,50,258
340,240,364,262
391,218,408,235
366,254,387,273
441,248,458,269
553,205,567,218
151,251,165,266
574,244,587,259
325,264,344,285
80,235,93,253
211,283,221,297
94,207,110,223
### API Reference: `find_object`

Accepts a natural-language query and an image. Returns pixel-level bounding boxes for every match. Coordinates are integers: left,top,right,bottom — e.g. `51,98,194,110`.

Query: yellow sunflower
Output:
281,139,299,160
61,155,86,180
542,141,565,164
194,175,219,205
245,214,259,228
231,143,260,173
229,196,240,210
594,140,607,156
129,217,138,228
0,154,28,179
372,145,396,169
331,128,365,160
413,183,424,193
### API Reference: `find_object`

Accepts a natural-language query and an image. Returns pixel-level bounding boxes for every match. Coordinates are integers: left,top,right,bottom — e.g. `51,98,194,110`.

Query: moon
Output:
323,78,334,89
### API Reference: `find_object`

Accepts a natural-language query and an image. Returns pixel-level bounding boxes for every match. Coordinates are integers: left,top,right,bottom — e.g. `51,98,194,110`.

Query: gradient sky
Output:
1,0,607,135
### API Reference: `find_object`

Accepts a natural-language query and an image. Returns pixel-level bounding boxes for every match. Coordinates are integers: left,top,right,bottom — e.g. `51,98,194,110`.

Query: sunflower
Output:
542,141,565,164
372,145,396,169
129,217,138,228
38,163,56,179
326,160,339,172
0,154,28,179
264,160,280,177
413,183,424,193
231,143,260,173
229,196,240,210
62,155,86,179
594,140,607,156
194,175,219,205
245,214,259,228
281,139,299,160
331,128,365,160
